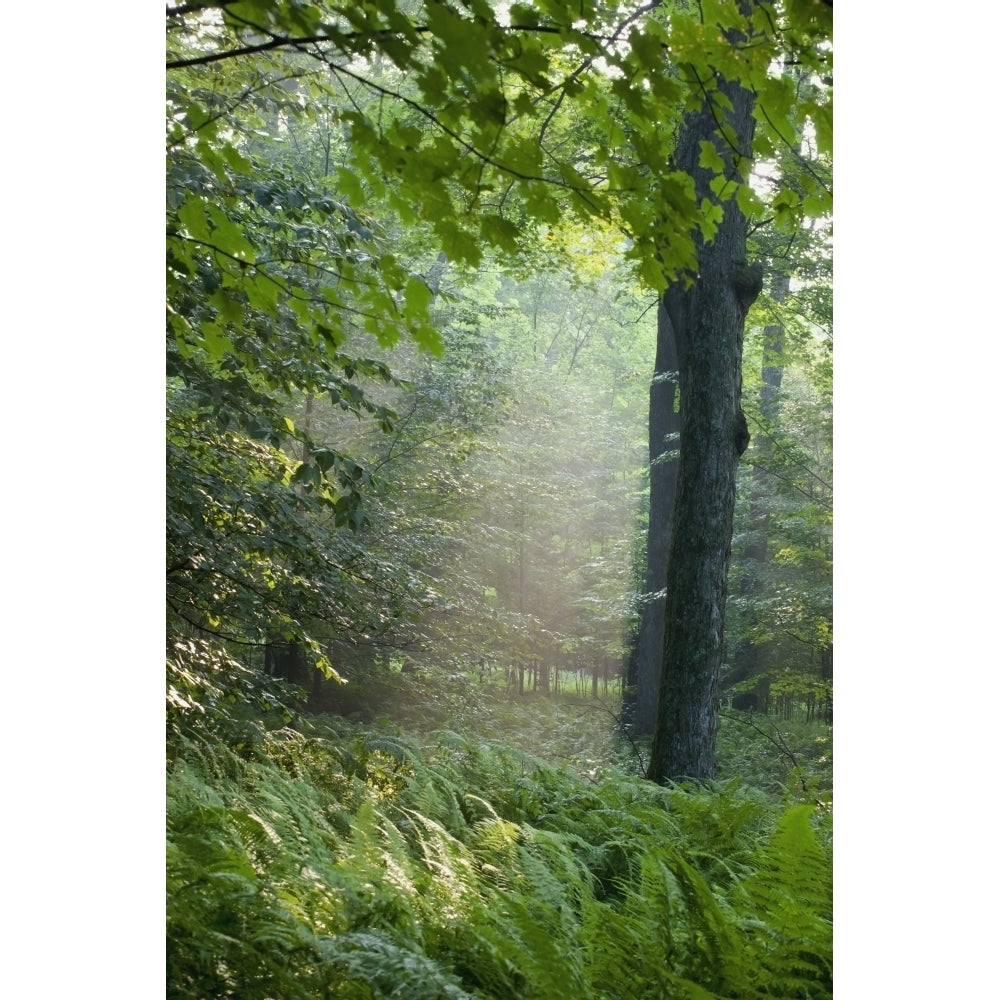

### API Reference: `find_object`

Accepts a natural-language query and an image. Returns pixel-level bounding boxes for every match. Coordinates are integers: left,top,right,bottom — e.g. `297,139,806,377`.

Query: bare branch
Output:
720,710,799,768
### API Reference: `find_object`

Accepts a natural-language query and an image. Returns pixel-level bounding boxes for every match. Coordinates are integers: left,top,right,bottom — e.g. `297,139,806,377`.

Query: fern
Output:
168,723,831,1000
728,805,833,998
316,930,477,999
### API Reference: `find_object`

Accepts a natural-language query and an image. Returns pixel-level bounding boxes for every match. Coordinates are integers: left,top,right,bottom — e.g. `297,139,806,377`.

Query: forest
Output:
166,1,833,997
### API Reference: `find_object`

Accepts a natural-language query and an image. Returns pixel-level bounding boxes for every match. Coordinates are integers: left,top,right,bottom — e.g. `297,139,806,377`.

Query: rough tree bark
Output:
646,47,762,784
624,301,680,736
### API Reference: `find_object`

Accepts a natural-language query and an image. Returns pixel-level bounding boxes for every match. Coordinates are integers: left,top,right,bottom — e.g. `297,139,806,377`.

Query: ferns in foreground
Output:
167,725,831,999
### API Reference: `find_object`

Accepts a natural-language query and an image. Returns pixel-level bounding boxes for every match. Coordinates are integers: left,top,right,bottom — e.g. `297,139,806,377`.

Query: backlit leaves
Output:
165,0,831,723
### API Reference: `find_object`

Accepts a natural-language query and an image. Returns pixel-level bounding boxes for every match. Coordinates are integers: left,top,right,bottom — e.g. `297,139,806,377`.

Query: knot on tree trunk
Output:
735,407,751,456
731,261,763,316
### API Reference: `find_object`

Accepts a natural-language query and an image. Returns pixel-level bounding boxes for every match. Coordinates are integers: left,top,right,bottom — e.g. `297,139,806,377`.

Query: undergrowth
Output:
326,667,833,805
716,713,833,806
168,715,832,999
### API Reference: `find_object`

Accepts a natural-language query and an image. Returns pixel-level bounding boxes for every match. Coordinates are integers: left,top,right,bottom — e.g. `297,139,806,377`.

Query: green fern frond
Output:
361,733,413,763
728,804,833,998
316,929,478,999
169,725,832,1000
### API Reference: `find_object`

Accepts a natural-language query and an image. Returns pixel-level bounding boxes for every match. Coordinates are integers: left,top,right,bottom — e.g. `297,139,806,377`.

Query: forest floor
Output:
306,669,833,806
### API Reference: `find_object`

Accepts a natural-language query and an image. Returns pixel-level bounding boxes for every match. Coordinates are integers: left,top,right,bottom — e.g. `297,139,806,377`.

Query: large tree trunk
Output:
624,300,680,735
646,55,761,784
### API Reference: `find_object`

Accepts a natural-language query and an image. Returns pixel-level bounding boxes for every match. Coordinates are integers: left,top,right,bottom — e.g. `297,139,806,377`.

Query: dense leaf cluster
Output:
166,0,831,704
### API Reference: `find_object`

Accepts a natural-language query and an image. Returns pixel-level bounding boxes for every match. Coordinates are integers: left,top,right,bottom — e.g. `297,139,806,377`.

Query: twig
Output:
594,699,648,775
720,710,798,768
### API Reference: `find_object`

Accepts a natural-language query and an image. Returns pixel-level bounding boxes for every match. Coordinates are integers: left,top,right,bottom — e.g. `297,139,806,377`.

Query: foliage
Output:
165,0,831,719
723,216,833,720
167,637,301,744
434,264,650,691
165,19,439,702
238,255,657,713
167,0,832,301
715,712,832,802
166,3,834,986
168,722,831,999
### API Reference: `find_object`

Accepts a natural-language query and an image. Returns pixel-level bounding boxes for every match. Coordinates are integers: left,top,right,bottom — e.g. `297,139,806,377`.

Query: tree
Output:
725,237,833,723
394,259,650,701
725,215,832,722
624,299,680,735
640,2,831,781
645,22,763,782
166,0,832,770
166,6,447,716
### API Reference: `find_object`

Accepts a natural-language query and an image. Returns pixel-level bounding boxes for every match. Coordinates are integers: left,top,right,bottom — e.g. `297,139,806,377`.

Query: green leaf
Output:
206,205,256,260
198,321,233,360
403,275,434,319
811,100,832,157
735,183,764,221
177,197,212,242
291,462,321,488
480,214,522,253
210,287,244,324
221,143,254,176
802,193,829,218
697,198,724,240
698,140,726,173
408,319,445,356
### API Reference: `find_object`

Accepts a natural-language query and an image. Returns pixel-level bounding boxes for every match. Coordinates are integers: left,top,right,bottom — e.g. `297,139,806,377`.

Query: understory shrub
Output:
167,721,831,998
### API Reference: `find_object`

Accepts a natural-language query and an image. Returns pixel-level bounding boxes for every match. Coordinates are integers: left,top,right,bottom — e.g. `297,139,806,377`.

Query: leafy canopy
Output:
165,0,831,708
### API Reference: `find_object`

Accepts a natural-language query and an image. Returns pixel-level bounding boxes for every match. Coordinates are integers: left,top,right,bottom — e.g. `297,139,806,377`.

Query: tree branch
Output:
720,710,798,768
